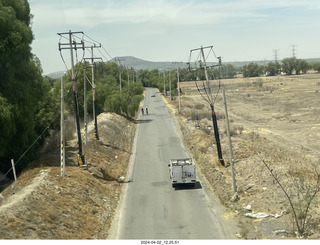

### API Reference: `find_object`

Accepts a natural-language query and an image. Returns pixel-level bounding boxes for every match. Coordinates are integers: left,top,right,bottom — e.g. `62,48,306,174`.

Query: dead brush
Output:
256,154,320,237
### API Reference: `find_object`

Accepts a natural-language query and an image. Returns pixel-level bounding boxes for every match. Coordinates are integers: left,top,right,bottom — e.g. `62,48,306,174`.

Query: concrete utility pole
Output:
61,75,66,176
58,30,85,166
83,65,88,145
223,89,237,194
190,45,225,166
91,46,100,141
84,45,102,141
169,70,172,101
115,58,125,90
173,62,183,113
177,68,181,112
163,71,166,96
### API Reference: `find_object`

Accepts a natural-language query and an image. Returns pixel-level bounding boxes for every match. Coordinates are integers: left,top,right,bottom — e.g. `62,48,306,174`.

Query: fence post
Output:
11,159,17,182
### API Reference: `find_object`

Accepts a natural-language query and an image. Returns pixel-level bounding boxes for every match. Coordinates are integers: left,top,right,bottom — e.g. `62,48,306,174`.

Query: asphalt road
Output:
116,87,232,239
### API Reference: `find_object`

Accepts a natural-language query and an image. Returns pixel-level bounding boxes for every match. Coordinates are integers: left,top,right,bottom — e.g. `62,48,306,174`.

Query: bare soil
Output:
166,73,320,239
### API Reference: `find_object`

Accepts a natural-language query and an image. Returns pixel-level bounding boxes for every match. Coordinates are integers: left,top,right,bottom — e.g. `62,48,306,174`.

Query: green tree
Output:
243,63,264,77
312,62,320,73
265,62,279,76
220,64,237,79
281,57,297,75
296,59,309,75
0,0,56,175
281,57,310,75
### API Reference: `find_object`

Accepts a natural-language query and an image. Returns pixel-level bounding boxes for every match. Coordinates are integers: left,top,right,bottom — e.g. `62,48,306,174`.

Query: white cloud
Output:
28,0,320,74
30,0,320,29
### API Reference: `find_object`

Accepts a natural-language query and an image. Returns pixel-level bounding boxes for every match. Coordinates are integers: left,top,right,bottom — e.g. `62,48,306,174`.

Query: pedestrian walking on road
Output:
146,108,148,115
141,108,144,115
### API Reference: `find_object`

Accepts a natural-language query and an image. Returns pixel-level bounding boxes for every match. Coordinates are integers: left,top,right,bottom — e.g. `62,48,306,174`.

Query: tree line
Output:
242,57,320,77
0,0,144,180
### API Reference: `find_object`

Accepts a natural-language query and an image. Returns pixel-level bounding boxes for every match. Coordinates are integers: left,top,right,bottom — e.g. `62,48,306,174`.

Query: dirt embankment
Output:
0,112,136,239
165,74,320,239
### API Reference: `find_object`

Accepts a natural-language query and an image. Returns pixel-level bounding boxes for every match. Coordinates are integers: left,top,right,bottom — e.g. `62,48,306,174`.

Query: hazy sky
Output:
29,0,320,75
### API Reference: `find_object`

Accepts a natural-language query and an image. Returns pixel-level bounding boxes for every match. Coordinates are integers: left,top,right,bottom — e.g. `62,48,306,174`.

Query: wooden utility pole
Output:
223,89,237,193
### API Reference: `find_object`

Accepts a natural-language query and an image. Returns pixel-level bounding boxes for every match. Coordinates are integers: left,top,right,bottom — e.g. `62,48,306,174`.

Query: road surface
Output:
115,87,235,239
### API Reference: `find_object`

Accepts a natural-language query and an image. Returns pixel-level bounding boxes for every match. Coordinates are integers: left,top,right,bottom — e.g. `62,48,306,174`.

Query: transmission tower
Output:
291,45,297,58
273,49,279,63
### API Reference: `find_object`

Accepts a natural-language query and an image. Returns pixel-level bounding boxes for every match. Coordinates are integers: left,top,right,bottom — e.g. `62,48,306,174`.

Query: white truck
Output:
168,158,196,187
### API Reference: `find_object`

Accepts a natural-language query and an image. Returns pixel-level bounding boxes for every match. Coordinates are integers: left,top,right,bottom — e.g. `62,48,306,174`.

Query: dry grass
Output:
0,112,136,239
167,74,320,239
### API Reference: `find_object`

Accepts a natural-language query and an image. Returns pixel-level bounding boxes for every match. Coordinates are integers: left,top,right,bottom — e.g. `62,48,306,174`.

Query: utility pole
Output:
61,74,66,176
223,89,237,194
163,71,166,96
58,30,85,166
173,62,183,113
169,70,172,101
177,68,181,112
84,45,102,141
190,45,225,166
128,68,130,85
91,46,100,141
115,58,125,90
83,65,88,145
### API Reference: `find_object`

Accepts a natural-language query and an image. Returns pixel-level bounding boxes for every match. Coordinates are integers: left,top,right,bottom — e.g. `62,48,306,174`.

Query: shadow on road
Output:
173,181,202,190
135,119,153,124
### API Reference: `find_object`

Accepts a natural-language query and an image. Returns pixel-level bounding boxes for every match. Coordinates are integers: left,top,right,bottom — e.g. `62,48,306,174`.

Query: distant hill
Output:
111,56,186,70
46,56,320,78
45,71,65,79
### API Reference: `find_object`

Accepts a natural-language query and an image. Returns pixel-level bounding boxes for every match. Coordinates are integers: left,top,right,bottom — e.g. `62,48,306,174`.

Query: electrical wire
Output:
195,80,211,105
83,33,113,60
188,46,222,106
